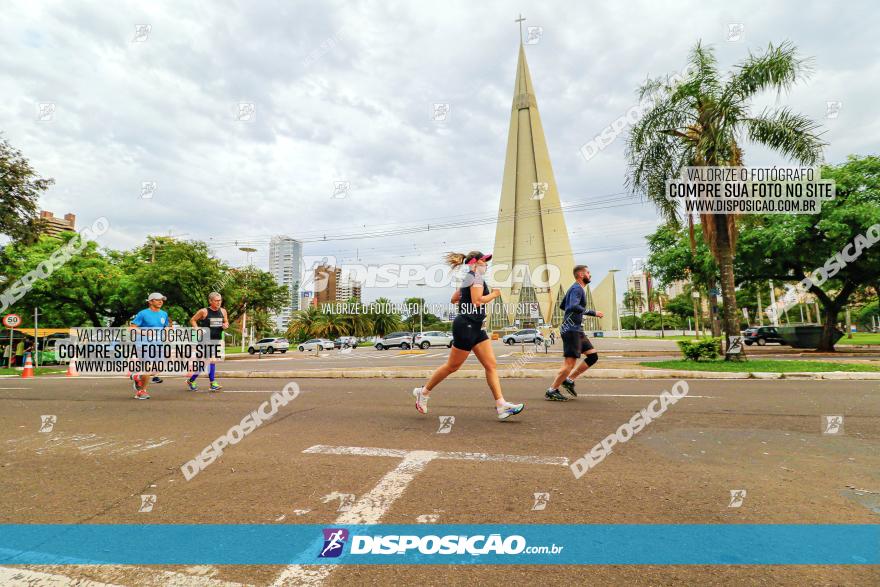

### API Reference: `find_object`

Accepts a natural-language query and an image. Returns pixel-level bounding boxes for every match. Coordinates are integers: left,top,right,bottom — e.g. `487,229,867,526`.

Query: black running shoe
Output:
152,376,163,384
545,389,569,401
561,378,577,397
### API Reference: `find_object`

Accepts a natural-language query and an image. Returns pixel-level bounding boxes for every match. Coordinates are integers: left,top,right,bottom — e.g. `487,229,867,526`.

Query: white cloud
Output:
2,0,877,304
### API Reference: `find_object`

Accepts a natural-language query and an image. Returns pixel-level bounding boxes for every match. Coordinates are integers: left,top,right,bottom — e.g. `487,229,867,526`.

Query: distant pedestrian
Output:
15,339,25,367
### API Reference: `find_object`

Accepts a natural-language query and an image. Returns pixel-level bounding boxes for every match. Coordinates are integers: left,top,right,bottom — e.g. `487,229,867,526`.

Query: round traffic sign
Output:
3,313,22,328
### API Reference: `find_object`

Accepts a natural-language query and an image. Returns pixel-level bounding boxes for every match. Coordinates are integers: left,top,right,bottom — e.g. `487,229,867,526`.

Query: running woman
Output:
186,292,228,391
130,292,171,400
546,265,604,401
412,251,524,420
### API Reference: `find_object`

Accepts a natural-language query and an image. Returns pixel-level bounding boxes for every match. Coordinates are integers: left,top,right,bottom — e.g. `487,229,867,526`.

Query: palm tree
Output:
626,41,825,360
622,289,643,338
340,298,372,338
649,288,668,338
370,297,401,337
286,306,323,340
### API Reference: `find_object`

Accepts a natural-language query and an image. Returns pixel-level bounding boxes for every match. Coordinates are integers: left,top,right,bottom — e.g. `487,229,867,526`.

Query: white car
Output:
502,329,544,345
248,337,290,354
298,338,335,352
414,331,453,349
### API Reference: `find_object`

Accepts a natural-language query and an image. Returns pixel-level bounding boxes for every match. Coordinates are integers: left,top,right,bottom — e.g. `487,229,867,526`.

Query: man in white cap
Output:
129,292,171,400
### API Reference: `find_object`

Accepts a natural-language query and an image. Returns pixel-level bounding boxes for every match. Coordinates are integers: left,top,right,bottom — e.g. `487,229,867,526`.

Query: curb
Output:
219,368,880,380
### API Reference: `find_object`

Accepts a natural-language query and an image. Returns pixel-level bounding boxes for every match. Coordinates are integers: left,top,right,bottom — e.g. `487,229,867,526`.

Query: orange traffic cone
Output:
66,359,79,377
21,353,34,378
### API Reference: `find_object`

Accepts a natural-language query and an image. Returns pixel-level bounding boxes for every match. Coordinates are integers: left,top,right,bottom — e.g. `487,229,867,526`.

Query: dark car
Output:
742,326,785,346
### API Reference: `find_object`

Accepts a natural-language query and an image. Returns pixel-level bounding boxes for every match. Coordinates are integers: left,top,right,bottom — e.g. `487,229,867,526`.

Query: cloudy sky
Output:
3,0,878,304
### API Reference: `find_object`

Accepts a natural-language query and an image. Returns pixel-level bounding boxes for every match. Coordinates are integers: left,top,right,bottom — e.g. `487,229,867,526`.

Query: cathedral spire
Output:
489,43,598,329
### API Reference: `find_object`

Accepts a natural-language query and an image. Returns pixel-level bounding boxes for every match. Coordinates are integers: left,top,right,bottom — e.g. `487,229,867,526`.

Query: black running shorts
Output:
562,330,594,358
452,316,489,351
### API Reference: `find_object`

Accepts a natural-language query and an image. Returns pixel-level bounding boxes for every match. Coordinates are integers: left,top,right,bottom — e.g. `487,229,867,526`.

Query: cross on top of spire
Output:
515,13,526,45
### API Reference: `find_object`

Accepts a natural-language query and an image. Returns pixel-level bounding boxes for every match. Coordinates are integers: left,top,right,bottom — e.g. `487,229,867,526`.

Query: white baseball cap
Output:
146,292,167,302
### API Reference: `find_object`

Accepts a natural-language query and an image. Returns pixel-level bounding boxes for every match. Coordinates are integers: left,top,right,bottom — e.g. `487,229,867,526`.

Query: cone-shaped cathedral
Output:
488,43,599,330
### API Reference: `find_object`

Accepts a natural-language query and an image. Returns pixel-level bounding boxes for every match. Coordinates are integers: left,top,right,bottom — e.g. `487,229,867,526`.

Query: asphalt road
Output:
1,375,878,586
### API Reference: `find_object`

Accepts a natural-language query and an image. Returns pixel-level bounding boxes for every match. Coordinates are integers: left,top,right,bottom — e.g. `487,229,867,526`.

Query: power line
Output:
207,193,645,248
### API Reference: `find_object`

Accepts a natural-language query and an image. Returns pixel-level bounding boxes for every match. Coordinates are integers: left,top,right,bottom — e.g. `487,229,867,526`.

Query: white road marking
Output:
0,566,246,586
272,444,568,586
0,567,123,586
5,433,174,456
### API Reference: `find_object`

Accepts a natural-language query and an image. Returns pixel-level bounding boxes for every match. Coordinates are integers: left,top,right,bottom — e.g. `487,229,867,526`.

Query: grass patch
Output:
836,333,880,346
640,359,880,372
0,367,65,376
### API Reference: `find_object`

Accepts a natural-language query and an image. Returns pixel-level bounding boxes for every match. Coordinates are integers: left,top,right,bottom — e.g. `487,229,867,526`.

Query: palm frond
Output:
745,107,826,165
724,41,813,102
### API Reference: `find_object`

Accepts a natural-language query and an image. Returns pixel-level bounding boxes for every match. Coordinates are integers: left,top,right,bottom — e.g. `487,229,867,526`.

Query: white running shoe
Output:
497,402,524,420
413,387,429,414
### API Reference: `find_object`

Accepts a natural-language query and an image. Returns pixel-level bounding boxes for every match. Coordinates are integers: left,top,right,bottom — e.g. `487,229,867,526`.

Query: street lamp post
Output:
239,247,257,352
416,282,427,341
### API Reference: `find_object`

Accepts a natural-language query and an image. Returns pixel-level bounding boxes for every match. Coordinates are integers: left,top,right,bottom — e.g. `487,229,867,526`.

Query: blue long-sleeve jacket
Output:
559,283,596,334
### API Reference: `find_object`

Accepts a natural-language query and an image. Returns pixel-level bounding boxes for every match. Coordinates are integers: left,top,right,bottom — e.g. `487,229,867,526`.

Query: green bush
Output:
677,337,722,361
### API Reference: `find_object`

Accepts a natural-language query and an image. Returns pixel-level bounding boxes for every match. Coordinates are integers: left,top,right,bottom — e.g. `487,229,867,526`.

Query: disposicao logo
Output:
319,528,349,558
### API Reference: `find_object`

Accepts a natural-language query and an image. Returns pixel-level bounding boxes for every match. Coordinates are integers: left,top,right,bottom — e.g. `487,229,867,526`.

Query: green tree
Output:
622,289,642,338
0,233,121,326
339,298,372,338
369,297,401,336
286,306,324,341
734,155,880,350
0,136,53,243
666,292,695,324
627,41,825,359
648,288,668,336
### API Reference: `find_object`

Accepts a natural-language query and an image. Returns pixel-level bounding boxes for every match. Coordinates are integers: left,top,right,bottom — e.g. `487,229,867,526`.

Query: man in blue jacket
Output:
546,265,603,401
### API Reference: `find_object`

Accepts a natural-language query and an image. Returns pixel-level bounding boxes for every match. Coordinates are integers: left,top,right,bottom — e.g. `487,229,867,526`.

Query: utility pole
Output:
757,289,763,326
768,280,779,326
33,307,40,368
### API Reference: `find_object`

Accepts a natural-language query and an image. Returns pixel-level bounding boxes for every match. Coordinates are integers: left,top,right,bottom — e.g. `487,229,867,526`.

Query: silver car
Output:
414,331,453,349
502,329,543,345
248,337,290,354
375,332,414,350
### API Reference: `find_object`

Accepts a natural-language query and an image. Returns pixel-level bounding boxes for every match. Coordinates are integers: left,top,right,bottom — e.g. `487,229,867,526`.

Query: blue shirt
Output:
559,283,596,334
132,308,170,329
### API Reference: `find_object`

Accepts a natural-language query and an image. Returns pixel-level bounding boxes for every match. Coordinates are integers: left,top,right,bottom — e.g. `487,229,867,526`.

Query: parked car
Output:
414,331,453,349
502,328,544,345
742,326,785,346
248,337,290,354
297,338,335,352
333,336,359,349
375,332,415,350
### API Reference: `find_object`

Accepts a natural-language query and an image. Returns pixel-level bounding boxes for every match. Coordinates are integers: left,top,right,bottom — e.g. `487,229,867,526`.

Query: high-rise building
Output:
268,236,303,331
315,264,361,304
626,271,654,315
314,264,338,306
336,275,362,302
488,42,597,330
39,211,76,237
664,279,688,300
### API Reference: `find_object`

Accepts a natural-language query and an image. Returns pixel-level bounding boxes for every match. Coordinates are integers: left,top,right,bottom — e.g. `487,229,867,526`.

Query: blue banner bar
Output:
0,524,876,565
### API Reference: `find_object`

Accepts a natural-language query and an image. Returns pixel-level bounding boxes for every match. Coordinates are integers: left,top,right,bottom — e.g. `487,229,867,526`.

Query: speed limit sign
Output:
2,314,22,328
